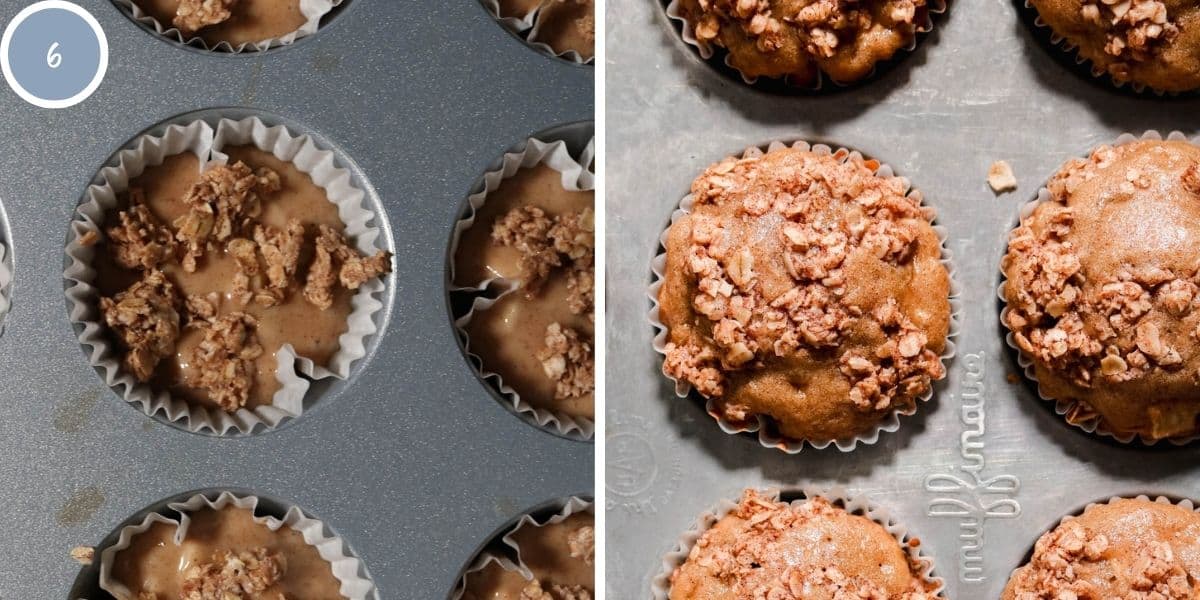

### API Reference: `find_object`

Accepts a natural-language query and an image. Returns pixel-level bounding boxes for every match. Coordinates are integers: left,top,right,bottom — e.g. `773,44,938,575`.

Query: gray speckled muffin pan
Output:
606,0,1200,597
0,1,591,597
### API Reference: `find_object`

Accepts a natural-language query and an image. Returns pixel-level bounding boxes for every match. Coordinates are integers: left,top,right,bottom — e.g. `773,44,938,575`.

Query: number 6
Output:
46,42,61,69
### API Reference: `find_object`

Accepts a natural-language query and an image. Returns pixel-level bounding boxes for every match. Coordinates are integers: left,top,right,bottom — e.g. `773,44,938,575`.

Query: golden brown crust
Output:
1002,140,1200,440
1028,0,1200,91
678,0,929,84
1002,498,1200,599
658,147,950,443
670,490,936,599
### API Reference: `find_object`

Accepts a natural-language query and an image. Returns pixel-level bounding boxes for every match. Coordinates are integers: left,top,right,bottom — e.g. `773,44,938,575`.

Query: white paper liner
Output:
649,140,961,453
998,130,1200,446
650,487,946,599
449,136,596,440
98,491,375,600
0,243,11,329
1021,0,1193,96
1002,494,1199,586
484,0,594,64
64,116,389,435
664,0,944,89
451,496,594,599
115,0,341,53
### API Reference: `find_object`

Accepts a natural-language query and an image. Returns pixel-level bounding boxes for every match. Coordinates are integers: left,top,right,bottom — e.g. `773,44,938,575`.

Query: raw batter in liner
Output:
456,163,595,419
133,0,307,47
532,0,595,60
113,505,343,599
462,512,595,599
95,146,389,412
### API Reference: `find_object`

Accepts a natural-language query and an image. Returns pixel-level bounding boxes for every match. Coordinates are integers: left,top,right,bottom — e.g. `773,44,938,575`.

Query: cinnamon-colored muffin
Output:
677,0,933,85
658,146,950,445
1002,498,1200,599
1027,0,1200,92
1002,140,1200,441
670,490,938,599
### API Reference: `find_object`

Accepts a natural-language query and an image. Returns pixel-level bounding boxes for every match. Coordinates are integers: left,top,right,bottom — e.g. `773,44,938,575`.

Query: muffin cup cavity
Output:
65,115,391,436
649,140,960,453
97,490,376,600
449,134,595,440
482,0,595,64
1018,0,1197,97
998,129,1200,446
649,487,945,599
663,0,945,93
114,0,344,53
451,495,594,599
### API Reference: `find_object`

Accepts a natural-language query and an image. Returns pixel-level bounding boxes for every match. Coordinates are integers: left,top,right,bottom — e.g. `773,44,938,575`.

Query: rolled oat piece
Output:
670,490,938,599
677,0,933,85
1002,140,1200,441
658,146,951,446
1027,0,1200,92
1002,498,1200,599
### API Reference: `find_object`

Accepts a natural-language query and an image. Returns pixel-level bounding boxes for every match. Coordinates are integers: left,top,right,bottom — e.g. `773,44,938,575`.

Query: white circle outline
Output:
1,0,109,109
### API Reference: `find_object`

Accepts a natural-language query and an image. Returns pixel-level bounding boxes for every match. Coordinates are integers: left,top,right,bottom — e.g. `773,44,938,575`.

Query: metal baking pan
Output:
604,0,1200,597
0,0,592,596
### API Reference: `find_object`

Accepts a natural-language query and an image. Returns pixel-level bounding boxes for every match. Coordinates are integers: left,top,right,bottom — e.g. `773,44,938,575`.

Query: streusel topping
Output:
1003,498,1200,600
670,490,937,600
1002,140,1200,440
179,548,284,600
173,0,238,36
100,270,181,383
658,147,950,442
680,0,929,84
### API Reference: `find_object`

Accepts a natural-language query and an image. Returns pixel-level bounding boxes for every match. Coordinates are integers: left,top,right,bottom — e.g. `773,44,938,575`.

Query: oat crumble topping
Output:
661,148,946,429
173,0,239,36
107,189,176,271
178,548,285,600
537,323,594,400
491,206,595,316
521,580,593,600
568,525,595,566
671,490,936,599
1079,0,1177,70
302,225,393,310
100,270,181,382
989,160,1018,194
174,162,280,273
185,313,264,412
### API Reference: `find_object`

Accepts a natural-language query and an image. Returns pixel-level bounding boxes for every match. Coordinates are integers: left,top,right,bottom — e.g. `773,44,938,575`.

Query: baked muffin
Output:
1002,139,1200,441
670,490,938,599
93,148,391,414
1002,498,1200,599
1027,0,1200,92
658,146,951,445
456,163,596,421
676,0,933,85
461,512,595,599
133,0,308,46
108,505,344,599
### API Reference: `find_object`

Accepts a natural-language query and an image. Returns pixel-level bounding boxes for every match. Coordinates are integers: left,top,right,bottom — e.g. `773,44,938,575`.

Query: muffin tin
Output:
606,0,1200,597
0,1,591,597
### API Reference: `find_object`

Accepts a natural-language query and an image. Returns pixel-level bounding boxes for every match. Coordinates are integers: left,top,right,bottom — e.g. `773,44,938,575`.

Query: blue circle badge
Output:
1,1,108,109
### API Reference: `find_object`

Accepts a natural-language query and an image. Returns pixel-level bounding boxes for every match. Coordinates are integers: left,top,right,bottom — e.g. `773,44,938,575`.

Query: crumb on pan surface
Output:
669,489,938,599
678,0,931,85
1002,498,1200,599
989,160,1018,193
1002,140,1200,440
657,146,950,444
